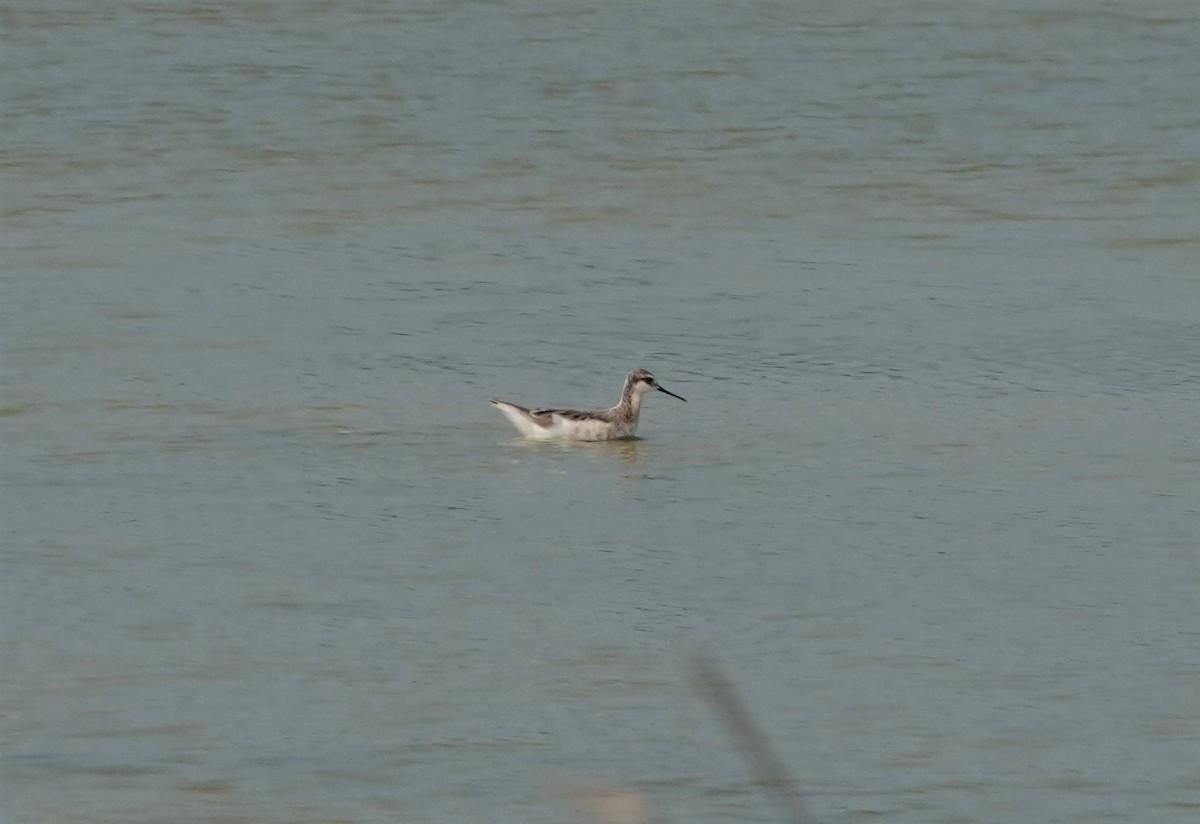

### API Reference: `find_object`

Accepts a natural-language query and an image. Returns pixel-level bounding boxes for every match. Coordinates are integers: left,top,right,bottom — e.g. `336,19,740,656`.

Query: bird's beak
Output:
656,385,687,402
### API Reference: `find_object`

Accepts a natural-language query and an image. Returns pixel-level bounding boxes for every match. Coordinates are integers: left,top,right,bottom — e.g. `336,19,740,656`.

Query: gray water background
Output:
3,2,1199,822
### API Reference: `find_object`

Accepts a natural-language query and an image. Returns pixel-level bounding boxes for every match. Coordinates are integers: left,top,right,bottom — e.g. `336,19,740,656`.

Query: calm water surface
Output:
3,2,1199,823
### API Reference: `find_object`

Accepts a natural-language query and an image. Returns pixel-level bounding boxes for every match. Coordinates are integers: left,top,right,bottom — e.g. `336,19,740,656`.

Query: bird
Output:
489,368,686,441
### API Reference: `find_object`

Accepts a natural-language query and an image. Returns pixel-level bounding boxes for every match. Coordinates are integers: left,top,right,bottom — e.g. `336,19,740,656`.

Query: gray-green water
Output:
3,2,1199,822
